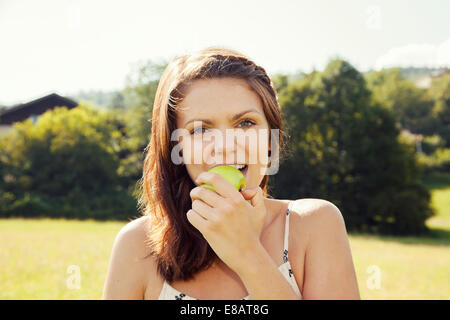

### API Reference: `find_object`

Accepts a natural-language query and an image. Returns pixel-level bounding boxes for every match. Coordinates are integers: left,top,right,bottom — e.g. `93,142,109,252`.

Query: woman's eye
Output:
239,119,255,128
190,119,255,135
191,127,206,135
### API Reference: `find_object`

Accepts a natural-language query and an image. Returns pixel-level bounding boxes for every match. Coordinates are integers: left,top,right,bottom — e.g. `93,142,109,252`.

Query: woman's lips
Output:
241,165,249,179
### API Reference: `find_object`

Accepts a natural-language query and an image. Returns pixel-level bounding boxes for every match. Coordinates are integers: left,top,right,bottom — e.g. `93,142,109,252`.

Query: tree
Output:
108,91,126,110
122,59,168,152
271,73,289,94
428,73,450,146
0,103,137,219
365,68,436,135
271,59,434,235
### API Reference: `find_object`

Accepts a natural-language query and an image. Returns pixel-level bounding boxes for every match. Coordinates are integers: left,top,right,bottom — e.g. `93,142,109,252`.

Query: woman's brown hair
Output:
137,46,288,282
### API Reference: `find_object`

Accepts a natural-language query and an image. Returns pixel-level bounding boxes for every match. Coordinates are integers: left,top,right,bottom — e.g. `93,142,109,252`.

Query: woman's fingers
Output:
186,209,207,232
190,184,225,208
191,199,217,221
195,171,242,203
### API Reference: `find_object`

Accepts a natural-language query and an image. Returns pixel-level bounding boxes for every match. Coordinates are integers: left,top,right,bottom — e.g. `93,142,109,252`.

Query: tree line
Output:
1,58,449,235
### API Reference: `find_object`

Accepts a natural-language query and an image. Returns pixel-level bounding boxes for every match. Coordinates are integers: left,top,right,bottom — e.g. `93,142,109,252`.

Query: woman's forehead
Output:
176,78,264,125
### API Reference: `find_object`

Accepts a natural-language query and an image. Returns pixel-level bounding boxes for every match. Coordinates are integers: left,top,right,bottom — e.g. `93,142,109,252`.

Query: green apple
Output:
201,165,246,192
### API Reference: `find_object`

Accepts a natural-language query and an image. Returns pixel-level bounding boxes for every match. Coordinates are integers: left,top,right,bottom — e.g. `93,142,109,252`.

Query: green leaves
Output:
0,103,136,219
272,59,434,235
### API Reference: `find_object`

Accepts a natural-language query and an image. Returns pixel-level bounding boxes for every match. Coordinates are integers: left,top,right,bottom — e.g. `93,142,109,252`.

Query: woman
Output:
102,47,360,300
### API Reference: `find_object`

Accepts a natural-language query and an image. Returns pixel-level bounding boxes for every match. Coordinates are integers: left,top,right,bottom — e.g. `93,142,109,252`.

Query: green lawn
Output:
351,172,450,299
0,218,123,299
1,173,449,299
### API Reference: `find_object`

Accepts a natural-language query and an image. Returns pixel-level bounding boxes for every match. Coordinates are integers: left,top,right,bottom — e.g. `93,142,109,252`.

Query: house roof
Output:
0,93,78,125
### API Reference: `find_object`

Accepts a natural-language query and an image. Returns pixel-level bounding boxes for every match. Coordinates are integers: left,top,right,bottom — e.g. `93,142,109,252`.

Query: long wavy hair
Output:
137,46,288,282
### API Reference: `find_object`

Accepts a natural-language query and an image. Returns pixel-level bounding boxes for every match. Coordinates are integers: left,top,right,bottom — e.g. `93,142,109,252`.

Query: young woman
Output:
102,47,360,300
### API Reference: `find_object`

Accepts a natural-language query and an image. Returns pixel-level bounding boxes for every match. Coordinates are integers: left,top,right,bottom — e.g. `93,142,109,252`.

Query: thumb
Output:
241,186,264,208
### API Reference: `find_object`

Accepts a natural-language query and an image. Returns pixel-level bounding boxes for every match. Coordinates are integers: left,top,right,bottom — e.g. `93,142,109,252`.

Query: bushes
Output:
59,186,138,220
0,61,442,235
0,103,140,221
0,191,54,218
422,134,446,154
366,183,433,235
273,59,435,235
417,148,450,173
0,189,137,221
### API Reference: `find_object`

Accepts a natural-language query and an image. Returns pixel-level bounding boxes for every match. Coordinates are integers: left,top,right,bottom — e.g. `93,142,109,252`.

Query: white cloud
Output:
437,38,450,67
374,38,450,70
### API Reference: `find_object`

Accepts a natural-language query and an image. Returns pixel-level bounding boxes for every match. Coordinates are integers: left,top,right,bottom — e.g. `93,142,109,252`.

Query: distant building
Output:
0,93,78,136
415,76,432,89
415,69,450,89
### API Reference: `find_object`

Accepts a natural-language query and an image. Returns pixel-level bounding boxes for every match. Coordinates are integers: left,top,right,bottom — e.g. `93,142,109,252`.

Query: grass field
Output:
1,173,449,299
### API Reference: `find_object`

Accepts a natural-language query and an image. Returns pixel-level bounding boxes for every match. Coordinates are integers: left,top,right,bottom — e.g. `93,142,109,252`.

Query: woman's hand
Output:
187,171,267,273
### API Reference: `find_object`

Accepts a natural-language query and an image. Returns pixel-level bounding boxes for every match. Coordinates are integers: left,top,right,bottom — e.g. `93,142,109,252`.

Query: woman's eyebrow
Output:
184,108,261,127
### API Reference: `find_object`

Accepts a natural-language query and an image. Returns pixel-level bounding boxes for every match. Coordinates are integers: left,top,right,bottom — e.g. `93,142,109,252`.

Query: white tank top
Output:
157,200,302,300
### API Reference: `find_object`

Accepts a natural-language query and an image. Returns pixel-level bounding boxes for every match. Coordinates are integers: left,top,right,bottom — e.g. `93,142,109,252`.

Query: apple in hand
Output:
201,165,246,192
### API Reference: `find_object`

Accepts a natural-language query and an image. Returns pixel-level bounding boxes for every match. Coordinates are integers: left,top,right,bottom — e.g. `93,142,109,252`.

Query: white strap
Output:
283,201,293,262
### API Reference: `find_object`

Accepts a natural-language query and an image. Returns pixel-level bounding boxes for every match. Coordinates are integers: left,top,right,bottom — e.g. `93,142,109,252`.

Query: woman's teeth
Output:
229,164,246,170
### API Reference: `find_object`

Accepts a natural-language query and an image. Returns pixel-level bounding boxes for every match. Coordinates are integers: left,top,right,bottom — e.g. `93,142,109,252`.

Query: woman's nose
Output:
213,129,235,152
211,128,245,162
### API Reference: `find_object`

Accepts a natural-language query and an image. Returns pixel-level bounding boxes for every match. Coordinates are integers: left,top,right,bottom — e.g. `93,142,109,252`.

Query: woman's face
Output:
175,77,271,189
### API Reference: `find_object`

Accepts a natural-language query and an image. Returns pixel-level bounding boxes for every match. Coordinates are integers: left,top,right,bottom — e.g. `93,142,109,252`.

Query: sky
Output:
0,0,449,106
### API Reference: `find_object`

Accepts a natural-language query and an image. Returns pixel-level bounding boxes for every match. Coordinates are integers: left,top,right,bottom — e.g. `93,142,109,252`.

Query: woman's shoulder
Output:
288,199,359,299
288,198,346,239
290,198,343,219
269,197,342,220
266,197,343,229
110,216,153,255
117,215,151,241
102,216,158,299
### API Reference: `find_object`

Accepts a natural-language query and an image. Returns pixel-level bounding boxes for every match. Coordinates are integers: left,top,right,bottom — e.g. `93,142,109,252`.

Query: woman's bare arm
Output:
301,200,360,299
102,216,151,300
